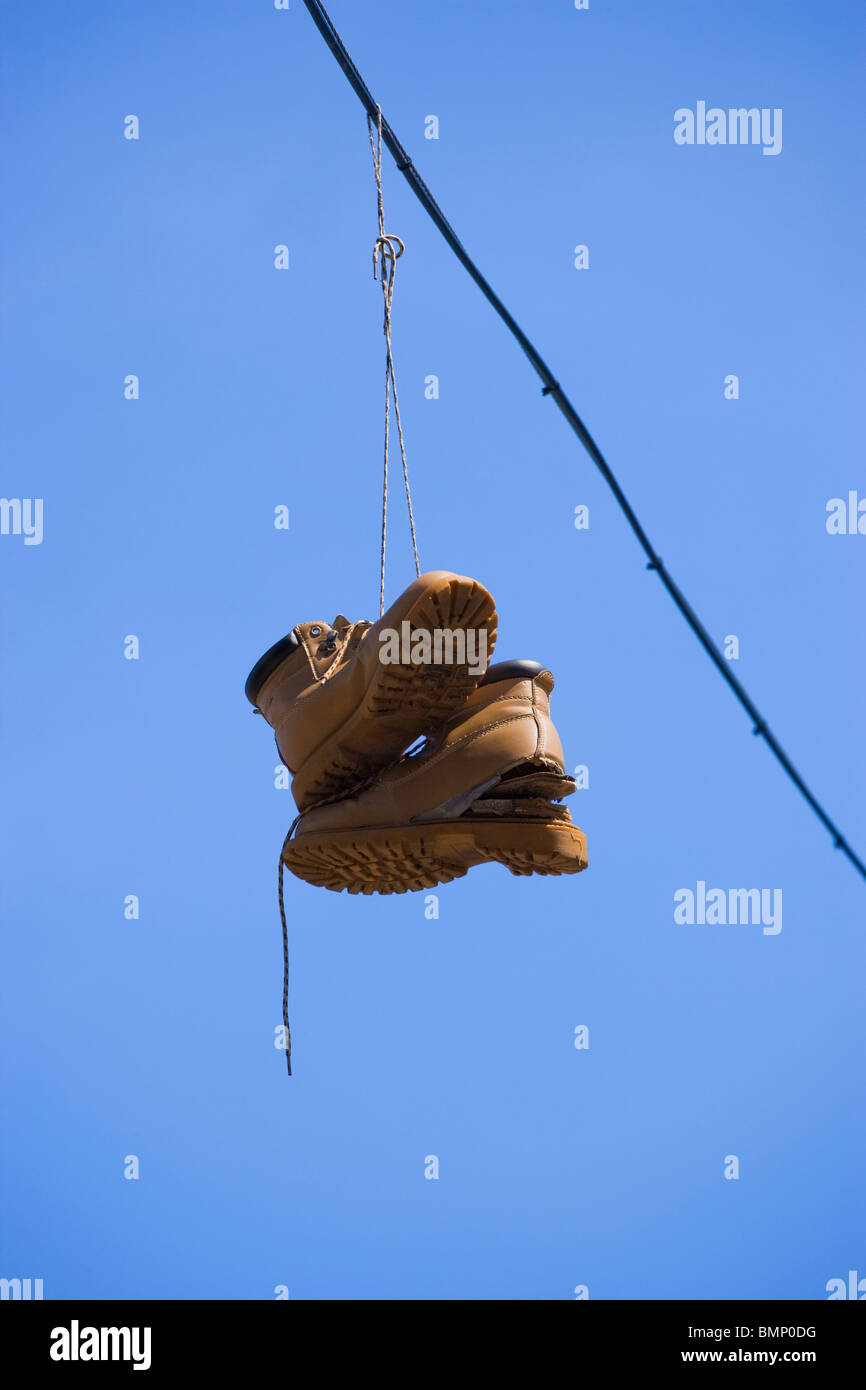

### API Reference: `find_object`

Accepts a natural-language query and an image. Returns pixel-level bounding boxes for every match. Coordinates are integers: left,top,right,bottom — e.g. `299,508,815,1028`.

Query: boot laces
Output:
318,619,371,680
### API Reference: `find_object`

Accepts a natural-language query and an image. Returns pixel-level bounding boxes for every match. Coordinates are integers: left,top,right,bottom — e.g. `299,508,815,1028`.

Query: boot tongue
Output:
330,613,374,648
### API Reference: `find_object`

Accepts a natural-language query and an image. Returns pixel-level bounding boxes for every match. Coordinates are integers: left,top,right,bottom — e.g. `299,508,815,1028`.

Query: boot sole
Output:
283,818,588,895
295,576,498,807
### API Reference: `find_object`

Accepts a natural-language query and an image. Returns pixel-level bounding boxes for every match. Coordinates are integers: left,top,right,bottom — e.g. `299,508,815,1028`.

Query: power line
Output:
300,0,866,884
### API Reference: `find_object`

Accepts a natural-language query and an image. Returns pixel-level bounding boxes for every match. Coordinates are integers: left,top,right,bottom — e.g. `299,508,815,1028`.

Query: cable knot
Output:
372,233,404,281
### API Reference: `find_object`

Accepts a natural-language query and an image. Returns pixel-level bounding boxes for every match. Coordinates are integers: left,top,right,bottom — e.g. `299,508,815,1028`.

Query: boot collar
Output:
244,630,303,705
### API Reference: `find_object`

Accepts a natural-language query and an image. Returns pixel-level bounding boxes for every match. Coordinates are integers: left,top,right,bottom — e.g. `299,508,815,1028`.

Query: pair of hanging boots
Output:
245,571,588,895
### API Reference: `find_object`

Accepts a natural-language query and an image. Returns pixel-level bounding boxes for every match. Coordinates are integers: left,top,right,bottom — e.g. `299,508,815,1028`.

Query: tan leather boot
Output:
245,571,497,810
282,661,588,893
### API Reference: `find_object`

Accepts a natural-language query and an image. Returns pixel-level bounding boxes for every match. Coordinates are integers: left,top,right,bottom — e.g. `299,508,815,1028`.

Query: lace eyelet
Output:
310,625,321,637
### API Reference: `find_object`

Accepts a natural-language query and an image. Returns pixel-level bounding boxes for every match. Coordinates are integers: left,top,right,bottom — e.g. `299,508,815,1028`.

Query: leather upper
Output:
294,668,566,835
253,615,374,771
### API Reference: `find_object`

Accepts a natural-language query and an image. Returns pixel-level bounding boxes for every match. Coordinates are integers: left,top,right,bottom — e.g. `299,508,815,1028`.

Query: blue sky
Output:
1,0,864,1300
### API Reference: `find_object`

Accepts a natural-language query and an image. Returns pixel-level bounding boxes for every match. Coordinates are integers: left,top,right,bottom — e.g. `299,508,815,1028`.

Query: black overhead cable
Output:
301,0,866,885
